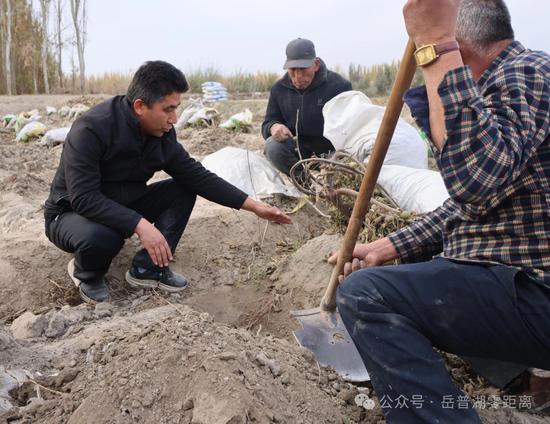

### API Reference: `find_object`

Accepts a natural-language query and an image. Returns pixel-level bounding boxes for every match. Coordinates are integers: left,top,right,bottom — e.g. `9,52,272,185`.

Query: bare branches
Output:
288,150,419,226
39,0,52,94
70,0,86,92
4,0,14,95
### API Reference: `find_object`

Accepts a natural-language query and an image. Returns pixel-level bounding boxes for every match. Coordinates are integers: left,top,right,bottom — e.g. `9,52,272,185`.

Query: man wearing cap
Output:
262,38,352,179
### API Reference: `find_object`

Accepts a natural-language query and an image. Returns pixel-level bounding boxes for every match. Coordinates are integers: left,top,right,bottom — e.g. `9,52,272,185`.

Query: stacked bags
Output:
201,81,228,102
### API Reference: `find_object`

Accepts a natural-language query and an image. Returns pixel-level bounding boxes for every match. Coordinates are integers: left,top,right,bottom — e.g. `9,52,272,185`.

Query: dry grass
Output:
84,68,280,95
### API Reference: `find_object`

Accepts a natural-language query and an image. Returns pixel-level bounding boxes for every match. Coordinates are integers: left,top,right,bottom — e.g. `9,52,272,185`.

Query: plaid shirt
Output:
389,41,550,287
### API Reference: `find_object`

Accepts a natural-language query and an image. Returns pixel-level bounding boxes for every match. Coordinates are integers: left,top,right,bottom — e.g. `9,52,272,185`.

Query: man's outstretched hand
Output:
242,197,292,224
327,237,399,283
134,218,172,267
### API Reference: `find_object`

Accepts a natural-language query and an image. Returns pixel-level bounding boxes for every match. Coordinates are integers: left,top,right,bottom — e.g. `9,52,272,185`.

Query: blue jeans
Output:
45,179,196,284
337,257,550,423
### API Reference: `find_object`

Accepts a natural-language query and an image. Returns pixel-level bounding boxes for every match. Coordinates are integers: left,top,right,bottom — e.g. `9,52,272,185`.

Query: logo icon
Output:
355,393,375,410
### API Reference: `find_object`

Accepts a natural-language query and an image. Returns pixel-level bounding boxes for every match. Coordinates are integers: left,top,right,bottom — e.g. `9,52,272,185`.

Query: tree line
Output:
83,64,424,98
348,62,424,98
0,0,86,95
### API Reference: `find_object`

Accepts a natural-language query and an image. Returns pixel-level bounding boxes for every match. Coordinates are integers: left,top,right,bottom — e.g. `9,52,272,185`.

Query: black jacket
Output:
261,60,352,145
45,96,248,237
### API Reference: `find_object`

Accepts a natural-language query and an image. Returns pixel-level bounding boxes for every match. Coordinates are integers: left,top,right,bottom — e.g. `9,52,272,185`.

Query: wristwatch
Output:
414,41,460,67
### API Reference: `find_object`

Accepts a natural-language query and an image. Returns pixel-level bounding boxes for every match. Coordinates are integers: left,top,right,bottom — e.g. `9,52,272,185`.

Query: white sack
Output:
175,99,203,130
59,106,71,117
202,147,300,198
15,122,47,143
46,106,57,115
14,110,41,133
38,127,71,146
323,91,428,169
219,109,253,129
2,114,15,128
68,104,89,119
187,107,219,125
377,165,449,214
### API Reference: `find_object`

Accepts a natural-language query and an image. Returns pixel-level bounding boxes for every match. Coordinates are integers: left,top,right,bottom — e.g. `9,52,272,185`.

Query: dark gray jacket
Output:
261,60,352,146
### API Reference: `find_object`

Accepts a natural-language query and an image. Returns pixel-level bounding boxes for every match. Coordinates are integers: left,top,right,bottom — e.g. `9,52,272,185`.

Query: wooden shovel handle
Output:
321,38,418,311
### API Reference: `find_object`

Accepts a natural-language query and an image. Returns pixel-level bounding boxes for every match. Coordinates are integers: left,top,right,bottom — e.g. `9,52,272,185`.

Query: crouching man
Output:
44,60,291,303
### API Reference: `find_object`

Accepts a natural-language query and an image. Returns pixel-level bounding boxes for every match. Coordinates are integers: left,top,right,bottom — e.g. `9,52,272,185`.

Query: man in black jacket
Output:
45,61,291,303
262,38,352,178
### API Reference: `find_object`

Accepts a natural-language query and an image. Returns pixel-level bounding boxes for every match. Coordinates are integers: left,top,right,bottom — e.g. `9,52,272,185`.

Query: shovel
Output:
291,39,418,382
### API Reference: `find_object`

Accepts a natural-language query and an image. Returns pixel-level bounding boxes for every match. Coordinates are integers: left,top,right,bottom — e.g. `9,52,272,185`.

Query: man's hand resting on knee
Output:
270,123,293,142
135,218,173,267
328,237,399,282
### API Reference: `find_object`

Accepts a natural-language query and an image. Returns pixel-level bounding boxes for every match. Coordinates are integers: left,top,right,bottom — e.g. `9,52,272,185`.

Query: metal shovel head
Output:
291,307,370,382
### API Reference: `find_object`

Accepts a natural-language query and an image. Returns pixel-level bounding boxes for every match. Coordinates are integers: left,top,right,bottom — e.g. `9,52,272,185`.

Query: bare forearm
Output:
241,197,258,213
421,49,464,150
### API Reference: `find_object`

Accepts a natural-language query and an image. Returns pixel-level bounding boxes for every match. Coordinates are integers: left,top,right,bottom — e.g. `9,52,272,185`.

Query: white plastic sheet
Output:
323,91,428,169
377,165,449,213
202,147,300,198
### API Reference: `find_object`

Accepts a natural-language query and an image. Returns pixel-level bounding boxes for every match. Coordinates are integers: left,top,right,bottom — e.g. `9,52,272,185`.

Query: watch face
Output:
415,45,437,66
417,49,432,64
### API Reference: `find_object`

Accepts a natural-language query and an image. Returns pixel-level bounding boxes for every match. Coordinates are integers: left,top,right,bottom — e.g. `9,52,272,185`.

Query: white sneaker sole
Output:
68,258,109,304
67,258,81,288
125,271,188,293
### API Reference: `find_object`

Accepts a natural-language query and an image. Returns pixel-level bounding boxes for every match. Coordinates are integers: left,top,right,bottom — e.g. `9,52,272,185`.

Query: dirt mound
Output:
178,127,265,159
270,234,342,309
1,305,375,424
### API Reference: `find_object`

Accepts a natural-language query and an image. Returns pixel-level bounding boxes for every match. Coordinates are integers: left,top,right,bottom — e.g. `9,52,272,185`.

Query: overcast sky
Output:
81,0,550,76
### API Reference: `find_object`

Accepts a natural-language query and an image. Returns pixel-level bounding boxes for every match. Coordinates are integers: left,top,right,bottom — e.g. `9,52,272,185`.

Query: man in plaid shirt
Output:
330,0,550,422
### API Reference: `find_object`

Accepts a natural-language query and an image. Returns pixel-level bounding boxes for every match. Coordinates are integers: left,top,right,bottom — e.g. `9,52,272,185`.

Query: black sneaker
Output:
125,266,188,292
67,258,111,303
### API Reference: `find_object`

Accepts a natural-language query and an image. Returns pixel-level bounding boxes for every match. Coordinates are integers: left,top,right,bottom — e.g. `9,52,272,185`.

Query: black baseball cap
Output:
283,38,316,69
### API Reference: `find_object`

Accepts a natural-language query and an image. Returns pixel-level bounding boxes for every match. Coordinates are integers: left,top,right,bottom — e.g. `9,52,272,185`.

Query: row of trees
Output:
0,0,86,95
348,62,424,98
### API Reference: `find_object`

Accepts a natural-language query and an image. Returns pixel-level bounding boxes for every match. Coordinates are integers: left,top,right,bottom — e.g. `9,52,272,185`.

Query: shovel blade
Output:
291,307,370,382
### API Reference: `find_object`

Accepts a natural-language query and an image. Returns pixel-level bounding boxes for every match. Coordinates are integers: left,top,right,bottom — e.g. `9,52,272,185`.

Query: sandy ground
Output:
0,95,548,423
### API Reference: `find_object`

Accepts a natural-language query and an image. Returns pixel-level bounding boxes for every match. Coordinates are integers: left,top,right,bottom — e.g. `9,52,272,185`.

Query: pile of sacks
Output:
202,81,228,102
58,103,89,119
174,99,252,131
2,110,46,143
1,103,89,144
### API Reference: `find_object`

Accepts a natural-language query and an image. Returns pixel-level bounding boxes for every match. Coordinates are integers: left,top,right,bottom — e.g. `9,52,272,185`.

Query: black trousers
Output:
263,136,334,176
337,257,550,423
45,179,196,285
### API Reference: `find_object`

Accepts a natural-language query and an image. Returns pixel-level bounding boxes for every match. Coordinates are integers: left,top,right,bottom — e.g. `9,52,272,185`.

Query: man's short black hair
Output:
126,60,189,106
